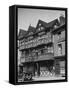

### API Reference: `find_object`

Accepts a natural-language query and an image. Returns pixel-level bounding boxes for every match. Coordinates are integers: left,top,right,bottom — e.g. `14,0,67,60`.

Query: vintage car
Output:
22,71,32,81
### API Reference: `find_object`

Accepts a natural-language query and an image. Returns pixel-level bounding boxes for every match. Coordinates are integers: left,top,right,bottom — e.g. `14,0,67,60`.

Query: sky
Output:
18,8,65,33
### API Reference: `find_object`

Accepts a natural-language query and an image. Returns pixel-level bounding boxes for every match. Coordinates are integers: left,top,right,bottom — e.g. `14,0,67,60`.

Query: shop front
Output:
54,56,65,77
18,57,65,82
33,60,55,77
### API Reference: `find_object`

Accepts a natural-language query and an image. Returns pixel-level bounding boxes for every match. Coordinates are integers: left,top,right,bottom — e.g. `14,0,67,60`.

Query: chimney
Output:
59,14,65,25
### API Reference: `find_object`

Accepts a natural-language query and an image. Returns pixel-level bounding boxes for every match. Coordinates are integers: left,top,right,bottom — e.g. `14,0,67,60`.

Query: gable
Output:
18,29,27,40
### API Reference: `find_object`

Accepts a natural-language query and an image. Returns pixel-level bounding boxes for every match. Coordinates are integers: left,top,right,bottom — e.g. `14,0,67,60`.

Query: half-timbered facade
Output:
18,15,65,79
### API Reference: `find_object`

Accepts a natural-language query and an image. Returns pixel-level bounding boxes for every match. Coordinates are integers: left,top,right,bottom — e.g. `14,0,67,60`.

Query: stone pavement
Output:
18,76,65,82
32,76,65,81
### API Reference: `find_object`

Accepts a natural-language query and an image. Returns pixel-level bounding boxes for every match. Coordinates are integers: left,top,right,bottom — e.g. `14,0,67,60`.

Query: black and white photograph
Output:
17,6,67,83
0,0,69,89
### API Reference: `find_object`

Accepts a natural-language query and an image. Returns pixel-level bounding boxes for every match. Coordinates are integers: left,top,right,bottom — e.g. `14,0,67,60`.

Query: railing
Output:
36,53,54,61
20,53,54,63
19,35,52,50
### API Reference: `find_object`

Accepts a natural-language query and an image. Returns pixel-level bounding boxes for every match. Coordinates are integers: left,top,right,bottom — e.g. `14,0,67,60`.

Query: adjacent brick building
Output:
52,15,65,76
